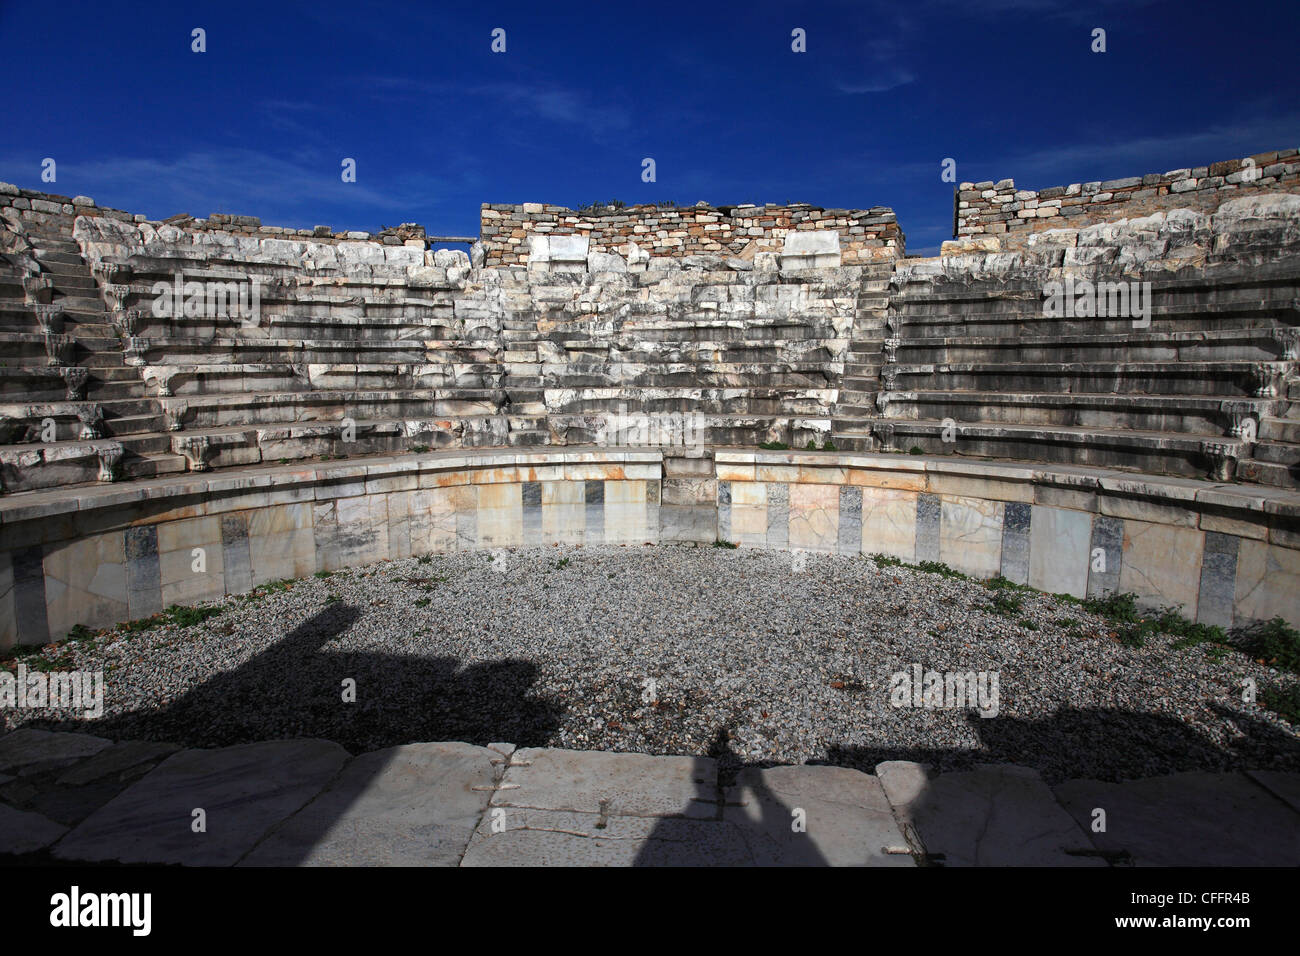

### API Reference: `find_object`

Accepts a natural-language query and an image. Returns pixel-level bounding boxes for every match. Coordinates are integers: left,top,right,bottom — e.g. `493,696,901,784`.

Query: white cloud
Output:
837,71,916,94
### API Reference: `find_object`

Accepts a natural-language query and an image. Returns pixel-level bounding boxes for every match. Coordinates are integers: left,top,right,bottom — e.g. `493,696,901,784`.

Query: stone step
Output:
0,333,124,363
875,389,1280,436
103,413,168,438
842,375,881,389
845,418,1256,483
124,451,189,480
894,327,1292,365
39,265,96,284
50,295,105,312
891,297,1299,338
136,339,485,367
65,323,117,339
156,387,513,430
0,366,76,401
0,439,184,492
0,405,163,445
0,395,159,423
546,412,825,449
28,234,80,251
543,366,838,389
1261,416,1300,442
890,360,1286,398
32,251,86,269
546,389,833,418
1250,440,1300,466
136,362,514,398
1235,457,1300,488
506,428,550,447
21,231,79,249
0,300,112,324
165,415,521,470
893,261,1300,301
825,431,876,452
844,362,882,377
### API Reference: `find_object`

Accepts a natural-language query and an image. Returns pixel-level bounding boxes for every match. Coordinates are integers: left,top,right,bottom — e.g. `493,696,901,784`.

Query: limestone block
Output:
240,742,496,866
603,479,649,544
53,740,350,866
877,762,1100,867
781,230,842,270
477,482,524,548
384,489,413,559
0,729,113,773
939,496,1004,579
408,488,458,556
658,503,716,544
42,531,128,638
789,482,839,552
334,493,391,567
491,748,717,819
1028,506,1092,598
1234,538,1300,624
1055,773,1300,866
528,234,589,272
0,803,69,855
588,251,627,273
723,765,912,866
729,480,768,546
1119,520,1203,616
541,480,586,545
860,487,918,561
248,503,316,585
158,515,226,606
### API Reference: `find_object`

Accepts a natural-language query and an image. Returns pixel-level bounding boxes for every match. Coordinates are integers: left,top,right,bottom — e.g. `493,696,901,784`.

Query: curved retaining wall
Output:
1,448,1297,647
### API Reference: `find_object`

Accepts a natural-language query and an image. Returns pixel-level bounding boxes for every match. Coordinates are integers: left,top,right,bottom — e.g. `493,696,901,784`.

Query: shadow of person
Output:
633,727,831,866
823,705,1300,783
39,600,564,753
18,602,567,865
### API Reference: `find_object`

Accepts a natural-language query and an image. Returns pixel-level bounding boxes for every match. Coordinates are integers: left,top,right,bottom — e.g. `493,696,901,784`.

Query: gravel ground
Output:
4,544,1298,782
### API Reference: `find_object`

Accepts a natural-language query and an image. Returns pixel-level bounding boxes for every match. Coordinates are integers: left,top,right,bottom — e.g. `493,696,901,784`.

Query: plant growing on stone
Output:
986,592,1024,616
1261,683,1300,723
986,574,1033,593
1233,617,1300,673
1082,592,1227,650
915,560,966,580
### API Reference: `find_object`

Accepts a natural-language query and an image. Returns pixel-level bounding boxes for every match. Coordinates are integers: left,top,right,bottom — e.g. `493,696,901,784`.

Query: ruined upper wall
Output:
0,183,429,248
955,148,1300,244
478,202,904,267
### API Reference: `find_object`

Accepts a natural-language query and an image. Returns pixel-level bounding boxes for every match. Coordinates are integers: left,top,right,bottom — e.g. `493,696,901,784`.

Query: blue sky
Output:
3,0,1296,255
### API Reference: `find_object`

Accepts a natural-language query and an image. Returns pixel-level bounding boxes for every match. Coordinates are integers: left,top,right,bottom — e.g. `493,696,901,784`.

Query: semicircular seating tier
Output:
1,162,1299,644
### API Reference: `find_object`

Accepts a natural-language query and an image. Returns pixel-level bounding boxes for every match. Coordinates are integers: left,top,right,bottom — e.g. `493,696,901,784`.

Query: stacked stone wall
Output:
955,148,1300,243
479,202,904,267
0,183,427,247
